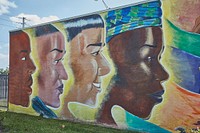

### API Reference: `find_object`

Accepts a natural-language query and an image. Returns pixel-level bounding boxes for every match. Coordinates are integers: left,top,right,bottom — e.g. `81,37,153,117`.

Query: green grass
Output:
0,111,139,133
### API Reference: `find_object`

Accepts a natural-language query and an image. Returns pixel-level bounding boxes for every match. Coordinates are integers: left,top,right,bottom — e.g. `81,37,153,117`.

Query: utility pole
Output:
18,17,27,28
22,17,25,28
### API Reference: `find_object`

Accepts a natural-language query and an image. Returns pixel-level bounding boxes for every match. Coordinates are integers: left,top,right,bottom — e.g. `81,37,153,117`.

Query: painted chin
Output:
85,98,95,106
53,101,60,108
51,92,61,108
50,84,64,108
82,83,101,106
50,100,60,108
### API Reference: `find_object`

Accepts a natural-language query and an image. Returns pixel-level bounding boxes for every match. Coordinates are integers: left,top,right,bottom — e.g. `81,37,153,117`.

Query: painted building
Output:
9,0,200,132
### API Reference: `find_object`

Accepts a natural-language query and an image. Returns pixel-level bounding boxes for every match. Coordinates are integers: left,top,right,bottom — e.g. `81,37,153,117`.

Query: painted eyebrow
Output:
50,48,63,53
143,44,157,48
20,50,28,53
86,43,102,48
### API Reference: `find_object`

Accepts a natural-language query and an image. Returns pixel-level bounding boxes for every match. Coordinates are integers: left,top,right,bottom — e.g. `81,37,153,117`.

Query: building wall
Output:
8,0,200,132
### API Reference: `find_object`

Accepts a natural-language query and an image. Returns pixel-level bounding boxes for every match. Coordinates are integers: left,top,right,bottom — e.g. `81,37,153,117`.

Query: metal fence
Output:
0,75,8,109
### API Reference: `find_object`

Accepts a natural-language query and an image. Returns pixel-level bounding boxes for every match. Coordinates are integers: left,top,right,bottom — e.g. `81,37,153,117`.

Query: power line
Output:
0,18,12,23
1,14,28,28
0,17,29,28
1,14,13,17
0,23,18,28
17,17,31,21
25,24,32,27
1,14,22,19
9,17,30,28
17,17,32,28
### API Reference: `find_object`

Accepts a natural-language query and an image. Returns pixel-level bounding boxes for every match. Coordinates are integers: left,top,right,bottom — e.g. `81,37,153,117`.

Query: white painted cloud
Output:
0,0,17,15
10,13,59,27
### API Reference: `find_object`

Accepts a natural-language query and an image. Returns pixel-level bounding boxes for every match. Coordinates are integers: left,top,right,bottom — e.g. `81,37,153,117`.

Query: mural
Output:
60,15,111,119
8,0,200,132
32,24,68,118
9,30,36,107
149,0,200,132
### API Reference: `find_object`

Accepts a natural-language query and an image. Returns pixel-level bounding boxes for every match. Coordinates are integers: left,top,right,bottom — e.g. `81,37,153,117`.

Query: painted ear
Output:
78,34,85,54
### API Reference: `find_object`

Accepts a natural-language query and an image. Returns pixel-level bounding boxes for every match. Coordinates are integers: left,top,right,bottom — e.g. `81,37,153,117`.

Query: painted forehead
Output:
11,30,31,51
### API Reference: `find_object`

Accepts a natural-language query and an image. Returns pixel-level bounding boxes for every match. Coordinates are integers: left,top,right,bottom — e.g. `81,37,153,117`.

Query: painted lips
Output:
57,84,64,94
150,90,164,103
93,82,101,91
27,77,33,87
26,77,33,94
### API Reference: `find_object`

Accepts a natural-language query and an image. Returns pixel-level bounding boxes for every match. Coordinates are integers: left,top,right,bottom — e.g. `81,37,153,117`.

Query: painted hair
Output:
35,24,59,37
64,14,104,41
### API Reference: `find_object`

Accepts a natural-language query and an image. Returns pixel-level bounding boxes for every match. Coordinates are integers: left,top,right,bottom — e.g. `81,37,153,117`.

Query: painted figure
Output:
97,1,170,132
148,0,200,131
98,27,168,123
162,0,200,32
150,18,200,132
61,14,110,118
32,24,68,118
9,30,36,107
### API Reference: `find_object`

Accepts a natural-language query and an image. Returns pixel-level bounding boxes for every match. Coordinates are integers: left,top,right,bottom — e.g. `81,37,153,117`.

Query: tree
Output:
0,67,9,75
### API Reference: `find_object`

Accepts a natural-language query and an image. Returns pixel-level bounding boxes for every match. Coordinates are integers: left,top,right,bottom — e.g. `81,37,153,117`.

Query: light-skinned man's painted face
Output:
36,31,68,108
69,28,110,105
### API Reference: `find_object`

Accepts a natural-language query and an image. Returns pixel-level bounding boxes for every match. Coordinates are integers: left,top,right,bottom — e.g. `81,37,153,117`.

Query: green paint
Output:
165,19,200,57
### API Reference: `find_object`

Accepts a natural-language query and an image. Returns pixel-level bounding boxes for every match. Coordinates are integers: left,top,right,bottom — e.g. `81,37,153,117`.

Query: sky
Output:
0,0,146,69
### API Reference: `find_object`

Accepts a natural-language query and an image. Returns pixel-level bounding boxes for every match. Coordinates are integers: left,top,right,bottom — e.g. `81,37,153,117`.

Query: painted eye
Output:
147,56,152,62
91,51,99,57
21,57,26,61
53,60,59,65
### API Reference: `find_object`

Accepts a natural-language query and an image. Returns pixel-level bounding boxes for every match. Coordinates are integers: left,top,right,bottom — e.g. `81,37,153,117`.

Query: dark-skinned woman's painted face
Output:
107,27,168,118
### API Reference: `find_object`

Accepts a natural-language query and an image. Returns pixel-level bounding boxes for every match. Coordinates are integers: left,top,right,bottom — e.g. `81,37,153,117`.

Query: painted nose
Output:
156,63,169,82
27,58,36,74
97,53,110,76
58,63,68,80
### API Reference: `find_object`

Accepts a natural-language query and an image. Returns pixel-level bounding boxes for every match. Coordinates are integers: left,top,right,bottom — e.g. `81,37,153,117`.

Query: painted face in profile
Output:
9,31,36,107
36,30,68,108
69,27,110,106
108,27,168,118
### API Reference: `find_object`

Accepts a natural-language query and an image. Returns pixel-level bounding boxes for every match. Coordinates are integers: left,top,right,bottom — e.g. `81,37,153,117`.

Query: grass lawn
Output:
0,111,139,133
